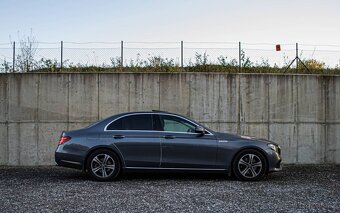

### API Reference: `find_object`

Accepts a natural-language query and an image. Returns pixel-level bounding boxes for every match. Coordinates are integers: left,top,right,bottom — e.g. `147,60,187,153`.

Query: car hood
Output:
214,132,278,145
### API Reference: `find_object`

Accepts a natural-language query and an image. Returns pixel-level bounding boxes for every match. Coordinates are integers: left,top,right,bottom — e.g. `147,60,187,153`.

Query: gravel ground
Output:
0,165,339,213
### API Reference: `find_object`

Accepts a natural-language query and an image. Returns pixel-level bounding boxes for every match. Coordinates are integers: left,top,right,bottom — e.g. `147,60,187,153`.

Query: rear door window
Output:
107,114,153,130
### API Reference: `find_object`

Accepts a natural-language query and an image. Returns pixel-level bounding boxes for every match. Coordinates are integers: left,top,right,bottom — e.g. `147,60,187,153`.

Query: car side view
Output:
55,111,282,181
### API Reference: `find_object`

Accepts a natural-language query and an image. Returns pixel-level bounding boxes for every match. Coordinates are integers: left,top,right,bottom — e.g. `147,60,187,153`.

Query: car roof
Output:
118,110,182,116
87,110,214,134
99,111,187,125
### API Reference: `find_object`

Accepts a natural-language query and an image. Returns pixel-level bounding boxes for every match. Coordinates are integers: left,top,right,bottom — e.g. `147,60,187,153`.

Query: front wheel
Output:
86,149,121,181
232,149,267,181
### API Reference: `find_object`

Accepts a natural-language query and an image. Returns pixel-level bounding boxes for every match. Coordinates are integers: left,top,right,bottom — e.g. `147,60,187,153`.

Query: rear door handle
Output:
164,135,175,139
113,135,125,139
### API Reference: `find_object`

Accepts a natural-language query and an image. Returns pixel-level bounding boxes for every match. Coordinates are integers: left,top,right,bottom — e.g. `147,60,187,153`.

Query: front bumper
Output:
272,164,282,172
265,148,282,173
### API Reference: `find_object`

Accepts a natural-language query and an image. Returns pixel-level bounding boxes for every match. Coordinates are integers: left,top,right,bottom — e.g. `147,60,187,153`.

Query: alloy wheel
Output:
90,154,115,178
237,154,263,178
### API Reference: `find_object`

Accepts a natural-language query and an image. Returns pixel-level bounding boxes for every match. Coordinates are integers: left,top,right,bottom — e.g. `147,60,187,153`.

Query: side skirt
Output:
124,167,228,173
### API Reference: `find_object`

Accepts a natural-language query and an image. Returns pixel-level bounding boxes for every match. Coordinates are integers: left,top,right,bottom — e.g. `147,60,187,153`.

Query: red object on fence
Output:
276,44,281,51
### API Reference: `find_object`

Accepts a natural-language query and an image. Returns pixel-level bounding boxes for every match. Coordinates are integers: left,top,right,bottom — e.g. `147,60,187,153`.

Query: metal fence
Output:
1,41,340,72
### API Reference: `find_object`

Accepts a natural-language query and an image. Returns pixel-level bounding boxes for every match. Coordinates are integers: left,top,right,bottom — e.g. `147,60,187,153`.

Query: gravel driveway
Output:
0,165,339,212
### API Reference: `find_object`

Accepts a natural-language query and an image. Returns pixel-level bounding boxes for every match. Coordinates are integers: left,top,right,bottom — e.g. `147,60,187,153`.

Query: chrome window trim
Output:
105,129,213,135
104,112,213,135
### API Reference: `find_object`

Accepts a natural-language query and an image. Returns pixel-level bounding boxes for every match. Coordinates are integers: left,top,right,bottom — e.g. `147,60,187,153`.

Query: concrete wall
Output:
0,73,339,165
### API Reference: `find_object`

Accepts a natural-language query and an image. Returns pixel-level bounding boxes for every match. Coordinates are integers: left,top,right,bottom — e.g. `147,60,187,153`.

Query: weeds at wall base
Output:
30,65,340,75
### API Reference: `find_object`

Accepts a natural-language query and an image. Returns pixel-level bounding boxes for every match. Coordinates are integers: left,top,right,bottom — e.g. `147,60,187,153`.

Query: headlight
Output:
268,144,279,153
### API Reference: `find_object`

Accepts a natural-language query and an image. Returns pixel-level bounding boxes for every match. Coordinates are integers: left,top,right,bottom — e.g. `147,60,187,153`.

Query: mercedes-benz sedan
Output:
55,111,282,181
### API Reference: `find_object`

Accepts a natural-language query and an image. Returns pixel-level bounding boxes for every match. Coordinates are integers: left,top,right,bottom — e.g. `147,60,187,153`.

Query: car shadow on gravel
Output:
53,168,236,182
0,165,320,183
119,172,285,182
71,167,284,182
52,166,284,182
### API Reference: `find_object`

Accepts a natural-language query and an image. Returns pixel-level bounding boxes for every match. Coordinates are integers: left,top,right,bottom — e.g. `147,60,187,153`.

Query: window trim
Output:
104,112,213,135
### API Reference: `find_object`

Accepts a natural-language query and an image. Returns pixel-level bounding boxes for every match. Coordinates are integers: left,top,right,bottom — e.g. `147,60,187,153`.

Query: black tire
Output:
86,149,121,181
232,149,267,181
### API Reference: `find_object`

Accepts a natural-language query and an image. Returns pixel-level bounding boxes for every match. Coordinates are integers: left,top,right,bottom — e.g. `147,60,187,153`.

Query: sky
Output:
1,0,340,44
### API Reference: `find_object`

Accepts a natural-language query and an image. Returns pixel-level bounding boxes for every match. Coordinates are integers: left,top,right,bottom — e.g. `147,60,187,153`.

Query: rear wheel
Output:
232,149,267,181
86,149,121,181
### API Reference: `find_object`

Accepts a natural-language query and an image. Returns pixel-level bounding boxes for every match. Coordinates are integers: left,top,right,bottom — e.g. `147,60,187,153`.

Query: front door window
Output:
159,115,196,133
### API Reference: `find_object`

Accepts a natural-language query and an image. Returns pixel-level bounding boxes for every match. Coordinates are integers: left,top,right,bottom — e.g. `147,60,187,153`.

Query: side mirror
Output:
195,126,205,136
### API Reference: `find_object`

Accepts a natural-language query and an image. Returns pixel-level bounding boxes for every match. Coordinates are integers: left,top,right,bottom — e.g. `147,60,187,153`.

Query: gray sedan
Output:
55,111,282,181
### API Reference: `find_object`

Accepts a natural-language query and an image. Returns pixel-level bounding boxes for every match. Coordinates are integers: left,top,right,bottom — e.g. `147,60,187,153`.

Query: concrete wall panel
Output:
199,122,219,132
38,74,68,121
327,77,340,122
297,124,325,163
219,123,238,134
38,123,68,165
240,75,268,122
159,73,190,116
7,123,20,165
297,76,325,122
68,122,92,131
98,74,119,119
326,124,340,163
19,123,38,165
8,74,38,121
0,124,8,164
189,74,220,122
269,124,298,164
8,123,38,165
0,74,8,122
141,73,160,110
69,74,98,122
117,74,132,112
269,75,297,122
219,74,238,122
127,74,143,111
240,123,268,139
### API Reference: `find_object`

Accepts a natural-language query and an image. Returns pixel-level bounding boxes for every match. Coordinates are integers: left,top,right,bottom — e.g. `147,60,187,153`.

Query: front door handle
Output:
113,135,125,139
164,135,175,139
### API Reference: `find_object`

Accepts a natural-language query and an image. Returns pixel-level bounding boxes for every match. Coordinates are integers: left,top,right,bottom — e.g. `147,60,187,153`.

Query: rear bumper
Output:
55,149,84,170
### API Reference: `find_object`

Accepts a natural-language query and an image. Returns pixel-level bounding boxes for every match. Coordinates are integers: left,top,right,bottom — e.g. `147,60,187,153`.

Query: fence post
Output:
121,40,124,68
61,41,63,70
238,41,241,72
12,41,15,72
296,42,298,70
181,41,183,68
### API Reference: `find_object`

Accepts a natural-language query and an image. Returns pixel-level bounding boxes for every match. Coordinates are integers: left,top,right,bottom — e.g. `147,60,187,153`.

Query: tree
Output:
11,30,38,72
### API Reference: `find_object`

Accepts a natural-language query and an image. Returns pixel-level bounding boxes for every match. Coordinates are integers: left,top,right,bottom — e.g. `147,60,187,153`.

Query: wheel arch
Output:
83,145,125,172
230,146,269,174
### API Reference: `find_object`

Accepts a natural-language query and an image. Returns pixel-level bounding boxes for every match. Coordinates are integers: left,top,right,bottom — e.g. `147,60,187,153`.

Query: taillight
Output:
59,136,71,145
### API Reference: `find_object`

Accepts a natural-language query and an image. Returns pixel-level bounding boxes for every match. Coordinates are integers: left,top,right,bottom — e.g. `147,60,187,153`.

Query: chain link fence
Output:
63,42,121,67
183,42,239,67
1,41,340,73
